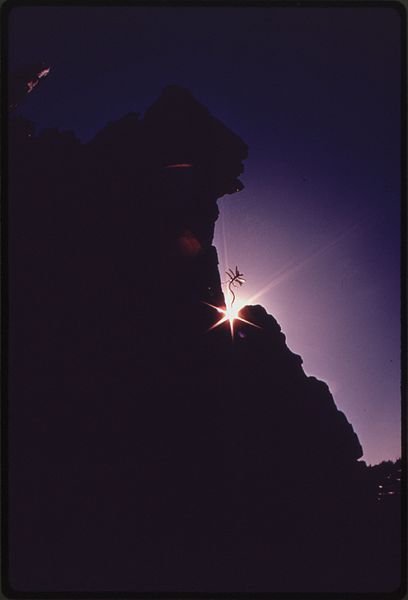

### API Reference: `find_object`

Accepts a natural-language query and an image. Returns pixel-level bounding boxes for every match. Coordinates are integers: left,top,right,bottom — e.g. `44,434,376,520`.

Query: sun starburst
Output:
204,290,260,339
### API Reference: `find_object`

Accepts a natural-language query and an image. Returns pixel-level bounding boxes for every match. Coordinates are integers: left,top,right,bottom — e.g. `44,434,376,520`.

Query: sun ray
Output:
245,216,373,306
221,208,229,280
209,213,374,338
204,286,261,339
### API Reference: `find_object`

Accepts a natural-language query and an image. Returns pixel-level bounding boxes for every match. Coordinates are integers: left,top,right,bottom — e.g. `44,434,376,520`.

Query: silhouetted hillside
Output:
7,85,401,593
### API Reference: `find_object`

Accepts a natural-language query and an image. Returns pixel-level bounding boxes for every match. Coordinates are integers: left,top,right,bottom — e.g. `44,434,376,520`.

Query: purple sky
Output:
7,5,402,465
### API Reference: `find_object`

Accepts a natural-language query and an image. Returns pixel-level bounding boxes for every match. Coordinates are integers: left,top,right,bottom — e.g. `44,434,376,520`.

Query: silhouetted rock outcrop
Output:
7,86,401,593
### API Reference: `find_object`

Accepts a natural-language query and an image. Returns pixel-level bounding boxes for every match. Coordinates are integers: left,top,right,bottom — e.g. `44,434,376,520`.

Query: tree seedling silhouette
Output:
225,266,245,307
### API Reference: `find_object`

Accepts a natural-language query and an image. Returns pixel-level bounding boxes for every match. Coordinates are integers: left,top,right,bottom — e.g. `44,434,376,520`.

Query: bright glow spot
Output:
26,67,50,94
204,287,260,339
27,79,39,93
38,67,50,79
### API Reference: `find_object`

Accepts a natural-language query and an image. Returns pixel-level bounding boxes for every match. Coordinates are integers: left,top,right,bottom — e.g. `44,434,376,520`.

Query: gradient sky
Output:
7,4,402,465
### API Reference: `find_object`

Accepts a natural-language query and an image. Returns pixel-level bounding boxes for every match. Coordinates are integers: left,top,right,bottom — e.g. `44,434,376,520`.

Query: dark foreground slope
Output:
7,86,401,593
